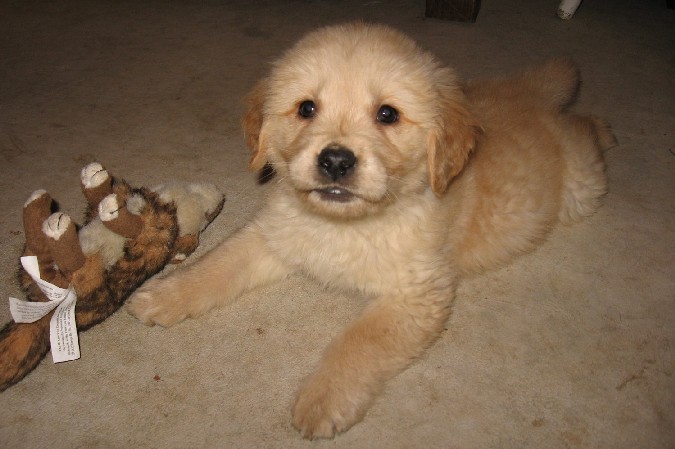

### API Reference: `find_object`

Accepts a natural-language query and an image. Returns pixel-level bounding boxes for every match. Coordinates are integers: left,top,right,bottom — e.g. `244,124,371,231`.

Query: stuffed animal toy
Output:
0,162,224,391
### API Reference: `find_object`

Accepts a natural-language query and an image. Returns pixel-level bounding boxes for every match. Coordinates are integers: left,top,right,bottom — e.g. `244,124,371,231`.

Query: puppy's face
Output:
244,23,478,219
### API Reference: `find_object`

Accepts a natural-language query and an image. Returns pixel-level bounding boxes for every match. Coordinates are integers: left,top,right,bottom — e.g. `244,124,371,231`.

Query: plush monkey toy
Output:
0,162,224,391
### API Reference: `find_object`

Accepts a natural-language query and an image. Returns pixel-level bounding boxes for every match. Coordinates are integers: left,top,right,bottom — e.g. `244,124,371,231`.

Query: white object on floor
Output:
557,0,582,19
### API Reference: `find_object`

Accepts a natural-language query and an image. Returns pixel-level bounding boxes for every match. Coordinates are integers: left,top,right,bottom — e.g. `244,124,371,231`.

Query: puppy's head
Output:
243,23,479,219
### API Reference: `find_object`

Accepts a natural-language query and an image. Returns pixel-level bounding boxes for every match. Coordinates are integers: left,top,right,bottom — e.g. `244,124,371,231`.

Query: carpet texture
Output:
1,1,673,448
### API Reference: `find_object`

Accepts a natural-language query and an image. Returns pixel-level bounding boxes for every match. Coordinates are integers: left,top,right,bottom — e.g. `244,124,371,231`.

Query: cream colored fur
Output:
152,181,223,236
126,23,615,439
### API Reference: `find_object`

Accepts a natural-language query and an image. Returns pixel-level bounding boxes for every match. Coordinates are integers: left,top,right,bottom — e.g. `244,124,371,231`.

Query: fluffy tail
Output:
526,59,617,151
521,57,581,110
0,316,51,391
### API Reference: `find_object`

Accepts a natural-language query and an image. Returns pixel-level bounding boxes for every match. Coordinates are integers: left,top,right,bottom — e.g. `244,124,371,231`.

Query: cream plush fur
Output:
127,23,616,439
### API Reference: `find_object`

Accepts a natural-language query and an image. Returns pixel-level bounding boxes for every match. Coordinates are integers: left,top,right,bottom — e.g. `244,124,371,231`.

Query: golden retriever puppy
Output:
127,22,616,439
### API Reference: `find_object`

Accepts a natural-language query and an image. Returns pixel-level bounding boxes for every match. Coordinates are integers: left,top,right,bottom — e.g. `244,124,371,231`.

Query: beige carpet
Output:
1,1,673,447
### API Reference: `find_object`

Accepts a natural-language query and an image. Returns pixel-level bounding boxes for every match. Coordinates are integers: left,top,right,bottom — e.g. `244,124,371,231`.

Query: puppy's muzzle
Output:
317,146,356,182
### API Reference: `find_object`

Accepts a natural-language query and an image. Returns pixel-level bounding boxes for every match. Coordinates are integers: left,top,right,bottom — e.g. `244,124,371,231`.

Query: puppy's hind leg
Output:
126,224,291,327
558,115,616,224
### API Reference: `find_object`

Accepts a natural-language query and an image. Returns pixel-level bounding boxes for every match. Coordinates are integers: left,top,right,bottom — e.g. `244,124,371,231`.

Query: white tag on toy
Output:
49,289,80,363
8,255,81,363
9,256,70,323
20,255,71,301
9,296,60,323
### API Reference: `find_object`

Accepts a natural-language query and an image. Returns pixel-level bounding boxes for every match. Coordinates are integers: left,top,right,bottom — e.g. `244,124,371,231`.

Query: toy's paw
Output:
42,212,72,240
126,277,189,327
24,189,50,209
80,162,109,189
98,194,122,222
292,370,371,439
80,162,113,210
98,193,143,239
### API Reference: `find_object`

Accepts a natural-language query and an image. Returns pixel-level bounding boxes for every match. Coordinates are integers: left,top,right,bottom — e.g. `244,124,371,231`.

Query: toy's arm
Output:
42,213,86,277
98,192,143,239
80,162,113,221
21,190,69,291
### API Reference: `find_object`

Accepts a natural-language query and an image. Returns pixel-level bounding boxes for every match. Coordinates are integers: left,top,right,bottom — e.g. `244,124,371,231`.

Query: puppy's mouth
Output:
313,186,355,203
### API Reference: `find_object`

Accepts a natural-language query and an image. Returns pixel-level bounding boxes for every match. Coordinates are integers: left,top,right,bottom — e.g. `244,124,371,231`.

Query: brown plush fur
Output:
0,166,224,392
127,23,616,439
0,181,179,392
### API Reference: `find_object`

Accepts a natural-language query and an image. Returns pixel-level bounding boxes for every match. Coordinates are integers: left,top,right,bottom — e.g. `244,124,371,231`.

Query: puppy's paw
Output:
126,277,189,327
292,371,372,439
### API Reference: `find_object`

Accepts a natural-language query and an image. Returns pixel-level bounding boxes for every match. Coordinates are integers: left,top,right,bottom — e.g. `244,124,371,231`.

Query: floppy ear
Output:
242,78,269,172
427,85,481,196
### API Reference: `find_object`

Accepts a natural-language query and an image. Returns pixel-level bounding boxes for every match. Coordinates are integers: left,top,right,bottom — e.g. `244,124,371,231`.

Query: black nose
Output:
317,147,356,181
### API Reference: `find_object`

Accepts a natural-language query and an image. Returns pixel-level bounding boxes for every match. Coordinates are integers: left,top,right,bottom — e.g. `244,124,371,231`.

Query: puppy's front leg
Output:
127,224,290,327
292,290,453,439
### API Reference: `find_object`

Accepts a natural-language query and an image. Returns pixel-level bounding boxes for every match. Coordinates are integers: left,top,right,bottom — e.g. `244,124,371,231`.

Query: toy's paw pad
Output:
81,162,109,189
126,278,189,327
42,213,72,240
98,194,121,222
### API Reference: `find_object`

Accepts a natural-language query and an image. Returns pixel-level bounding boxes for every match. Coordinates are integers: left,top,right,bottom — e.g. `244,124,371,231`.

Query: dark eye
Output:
298,100,316,118
376,105,399,124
